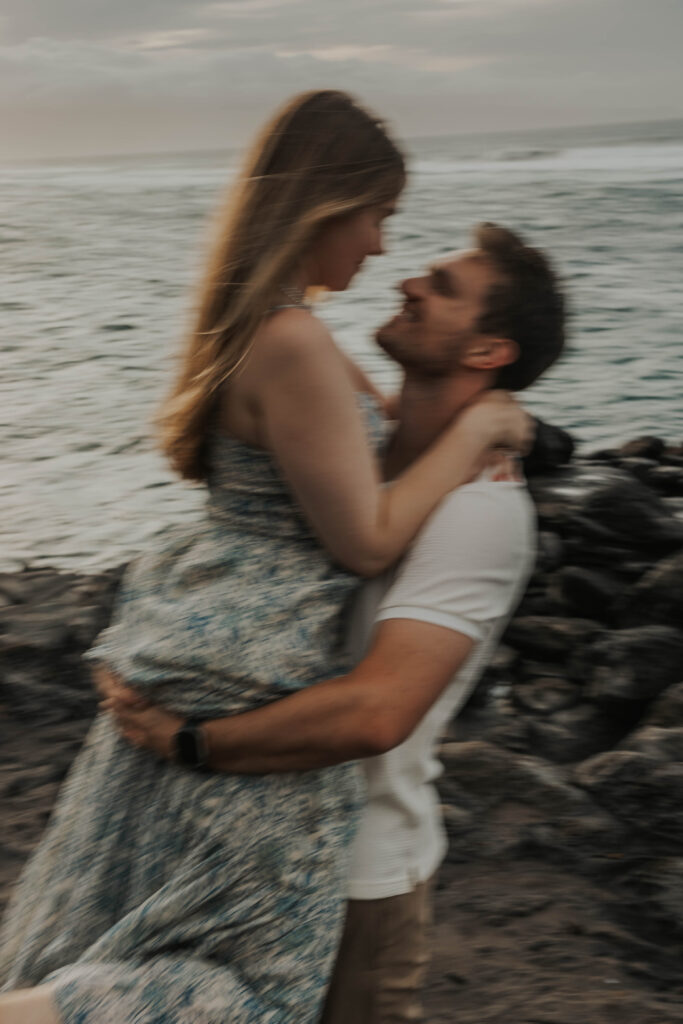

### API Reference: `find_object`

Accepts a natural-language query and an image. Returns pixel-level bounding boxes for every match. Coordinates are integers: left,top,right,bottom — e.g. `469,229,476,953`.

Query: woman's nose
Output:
401,276,421,298
368,227,384,257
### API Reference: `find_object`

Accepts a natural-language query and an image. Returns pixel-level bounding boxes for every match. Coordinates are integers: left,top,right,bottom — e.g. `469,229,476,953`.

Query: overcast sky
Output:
1,0,682,161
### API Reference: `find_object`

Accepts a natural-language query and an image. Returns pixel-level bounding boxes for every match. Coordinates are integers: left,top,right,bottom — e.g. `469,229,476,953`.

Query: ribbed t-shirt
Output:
344,479,536,900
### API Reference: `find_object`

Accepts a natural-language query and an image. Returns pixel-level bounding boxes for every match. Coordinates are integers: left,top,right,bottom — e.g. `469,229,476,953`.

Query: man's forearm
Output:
201,620,468,774
203,671,386,774
104,620,468,774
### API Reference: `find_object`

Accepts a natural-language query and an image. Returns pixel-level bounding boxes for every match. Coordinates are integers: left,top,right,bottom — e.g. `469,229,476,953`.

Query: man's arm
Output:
104,482,531,772
102,619,472,773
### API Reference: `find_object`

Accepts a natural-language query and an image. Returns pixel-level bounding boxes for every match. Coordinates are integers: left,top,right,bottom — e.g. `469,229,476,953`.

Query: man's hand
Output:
93,665,182,761
484,449,524,482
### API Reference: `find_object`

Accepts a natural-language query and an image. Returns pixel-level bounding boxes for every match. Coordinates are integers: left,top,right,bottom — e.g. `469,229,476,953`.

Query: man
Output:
103,222,565,1022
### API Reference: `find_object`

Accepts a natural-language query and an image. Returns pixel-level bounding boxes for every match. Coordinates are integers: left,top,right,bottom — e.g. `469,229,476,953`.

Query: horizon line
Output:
2,113,681,169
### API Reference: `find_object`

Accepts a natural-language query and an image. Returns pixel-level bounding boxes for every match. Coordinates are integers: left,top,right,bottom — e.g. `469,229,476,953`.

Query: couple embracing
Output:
0,90,565,1023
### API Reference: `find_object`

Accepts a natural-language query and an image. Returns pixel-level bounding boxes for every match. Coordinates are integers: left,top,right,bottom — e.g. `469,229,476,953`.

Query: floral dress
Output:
0,396,384,1024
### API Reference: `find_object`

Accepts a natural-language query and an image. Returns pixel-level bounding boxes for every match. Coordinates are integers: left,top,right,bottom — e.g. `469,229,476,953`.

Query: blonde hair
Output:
159,90,406,482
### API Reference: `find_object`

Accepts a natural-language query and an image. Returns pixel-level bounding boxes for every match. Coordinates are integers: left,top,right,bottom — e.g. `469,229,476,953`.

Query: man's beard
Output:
376,324,472,378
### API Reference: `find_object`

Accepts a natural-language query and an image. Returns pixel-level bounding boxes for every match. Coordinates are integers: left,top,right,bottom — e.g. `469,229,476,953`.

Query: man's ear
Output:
462,336,519,372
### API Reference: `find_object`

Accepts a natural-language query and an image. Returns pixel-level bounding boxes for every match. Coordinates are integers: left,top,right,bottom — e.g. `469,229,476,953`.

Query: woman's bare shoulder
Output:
252,308,341,373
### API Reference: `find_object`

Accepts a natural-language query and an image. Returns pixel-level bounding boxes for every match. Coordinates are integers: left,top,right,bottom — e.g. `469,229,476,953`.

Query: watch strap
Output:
174,718,209,771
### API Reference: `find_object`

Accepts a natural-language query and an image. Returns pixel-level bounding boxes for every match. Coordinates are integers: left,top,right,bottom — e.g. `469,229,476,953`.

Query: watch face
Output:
176,725,202,768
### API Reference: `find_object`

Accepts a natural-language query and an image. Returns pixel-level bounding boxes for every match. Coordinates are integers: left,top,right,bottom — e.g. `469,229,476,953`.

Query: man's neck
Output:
385,371,491,478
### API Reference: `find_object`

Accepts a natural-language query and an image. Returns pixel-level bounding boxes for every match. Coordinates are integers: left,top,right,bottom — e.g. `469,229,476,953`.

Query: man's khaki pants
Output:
320,877,433,1024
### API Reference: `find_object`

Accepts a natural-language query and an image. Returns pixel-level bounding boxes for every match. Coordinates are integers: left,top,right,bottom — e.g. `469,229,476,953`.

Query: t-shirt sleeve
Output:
375,483,535,641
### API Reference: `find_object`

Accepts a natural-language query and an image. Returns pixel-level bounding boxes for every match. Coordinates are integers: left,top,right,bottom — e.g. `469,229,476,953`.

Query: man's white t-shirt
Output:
344,478,535,900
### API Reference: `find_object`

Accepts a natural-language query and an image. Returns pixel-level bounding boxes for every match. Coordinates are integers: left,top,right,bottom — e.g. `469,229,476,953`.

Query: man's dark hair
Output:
473,223,566,391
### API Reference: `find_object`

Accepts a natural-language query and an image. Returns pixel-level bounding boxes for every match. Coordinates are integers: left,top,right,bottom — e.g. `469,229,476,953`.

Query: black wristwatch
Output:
174,719,209,771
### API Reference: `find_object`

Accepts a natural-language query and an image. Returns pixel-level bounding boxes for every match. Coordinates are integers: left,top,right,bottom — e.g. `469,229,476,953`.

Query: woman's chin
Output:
335,274,359,292
319,268,361,292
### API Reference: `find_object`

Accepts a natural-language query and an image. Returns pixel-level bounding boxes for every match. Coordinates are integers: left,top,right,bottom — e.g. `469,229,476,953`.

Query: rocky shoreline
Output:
3,424,683,1021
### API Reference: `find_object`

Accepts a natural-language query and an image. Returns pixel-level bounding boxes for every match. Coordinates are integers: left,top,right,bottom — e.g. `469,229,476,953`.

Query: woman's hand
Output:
459,391,535,455
92,665,182,761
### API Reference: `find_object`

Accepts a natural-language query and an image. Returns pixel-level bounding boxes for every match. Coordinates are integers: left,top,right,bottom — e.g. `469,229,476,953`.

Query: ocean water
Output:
1,118,682,570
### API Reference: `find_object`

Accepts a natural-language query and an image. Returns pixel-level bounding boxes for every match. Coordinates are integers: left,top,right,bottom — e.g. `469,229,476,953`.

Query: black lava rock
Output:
622,550,683,629
555,566,625,624
617,436,666,461
504,616,602,662
524,418,575,476
577,626,683,704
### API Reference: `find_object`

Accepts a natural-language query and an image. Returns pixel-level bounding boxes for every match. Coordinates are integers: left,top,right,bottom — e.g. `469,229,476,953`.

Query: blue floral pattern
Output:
0,396,385,1023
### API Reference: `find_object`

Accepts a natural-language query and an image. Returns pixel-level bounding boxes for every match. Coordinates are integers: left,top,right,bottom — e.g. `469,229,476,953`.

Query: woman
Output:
0,91,528,1024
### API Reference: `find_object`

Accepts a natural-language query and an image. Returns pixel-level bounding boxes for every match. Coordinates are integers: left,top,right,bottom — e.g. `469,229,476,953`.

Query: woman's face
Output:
307,201,397,291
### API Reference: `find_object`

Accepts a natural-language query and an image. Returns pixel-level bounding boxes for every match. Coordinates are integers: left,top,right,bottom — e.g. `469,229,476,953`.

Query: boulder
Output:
0,605,72,654
578,476,683,554
563,537,649,573
523,809,628,866
523,418,575,476
617,436,666,461
554,566,624,623
622,550,683,629
512,583,568,618
643,682,683,728
528,465,624,527
0,659,97,725
487,644,519,677
525,703,621,764
620,857,683,936
530,465,683,553
504,616,602,662
646,465,683,497
583,448,619,463
617,456,660,487
534,531,565,574
475,708,534,755
440,740,590,817
0,569,81,607
578,626,683,704
512,678,581,716
618,725,683,762
439,740,627,865
518,660,572,682
575,750,683,843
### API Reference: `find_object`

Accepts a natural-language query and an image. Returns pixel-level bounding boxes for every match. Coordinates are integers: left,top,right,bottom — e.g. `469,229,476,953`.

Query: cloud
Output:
0,0,681,159
276,44,489,75
132,29,215,52
206,0,305,17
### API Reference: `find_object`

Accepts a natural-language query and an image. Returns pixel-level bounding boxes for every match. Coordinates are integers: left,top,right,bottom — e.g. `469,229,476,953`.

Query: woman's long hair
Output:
159,90,406,482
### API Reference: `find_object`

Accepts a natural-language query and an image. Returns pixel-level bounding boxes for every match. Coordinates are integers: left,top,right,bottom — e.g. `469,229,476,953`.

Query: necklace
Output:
279,283,309,308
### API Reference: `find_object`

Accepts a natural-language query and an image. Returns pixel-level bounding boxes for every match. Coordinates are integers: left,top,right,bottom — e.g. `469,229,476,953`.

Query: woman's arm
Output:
243,311,529,576
338,350,397,419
